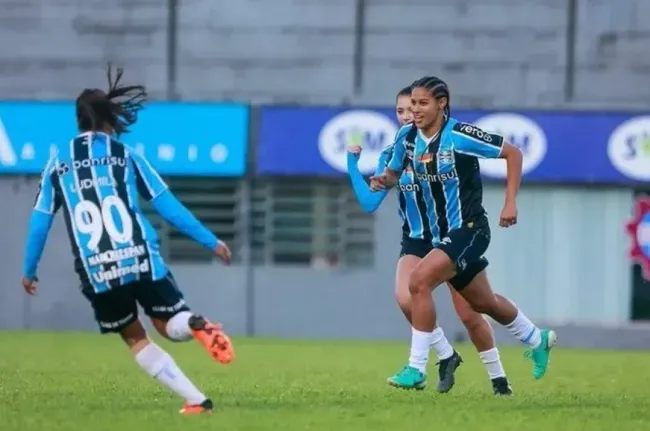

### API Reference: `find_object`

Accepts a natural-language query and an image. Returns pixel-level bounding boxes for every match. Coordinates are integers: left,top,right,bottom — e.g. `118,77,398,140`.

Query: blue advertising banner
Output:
257,106,650,184
0,102,249,176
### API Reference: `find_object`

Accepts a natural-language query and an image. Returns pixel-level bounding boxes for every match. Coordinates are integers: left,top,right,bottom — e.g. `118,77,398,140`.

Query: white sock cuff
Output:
413,328,436,347
166,311,194,342
505,311,523,328
135,342,171,377
479,347,500,363
430,327,444,342
409,327,434,373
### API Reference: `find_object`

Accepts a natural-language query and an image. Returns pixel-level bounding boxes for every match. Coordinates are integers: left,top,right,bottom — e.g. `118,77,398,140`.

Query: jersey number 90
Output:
73,196,133,251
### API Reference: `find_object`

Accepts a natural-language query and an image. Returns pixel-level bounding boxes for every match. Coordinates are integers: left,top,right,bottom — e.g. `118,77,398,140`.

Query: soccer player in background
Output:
347,86,512,395
22,66,233,415
370,77,557,390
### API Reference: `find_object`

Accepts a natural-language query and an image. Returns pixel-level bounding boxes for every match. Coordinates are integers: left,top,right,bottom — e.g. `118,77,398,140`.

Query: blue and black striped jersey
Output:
26,132,219,294
372,127,428,240
33,132,169,292
385,118,505,244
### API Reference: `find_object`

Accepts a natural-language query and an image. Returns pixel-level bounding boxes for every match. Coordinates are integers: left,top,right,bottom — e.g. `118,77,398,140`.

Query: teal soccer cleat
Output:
525,329,557,380
387,365,427,390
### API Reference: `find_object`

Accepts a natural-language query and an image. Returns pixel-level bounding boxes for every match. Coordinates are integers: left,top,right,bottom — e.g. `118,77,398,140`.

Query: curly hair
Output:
75,64,147,136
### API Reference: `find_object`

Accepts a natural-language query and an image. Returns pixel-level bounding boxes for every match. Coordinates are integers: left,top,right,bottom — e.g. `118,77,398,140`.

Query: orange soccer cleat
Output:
179,399,213,415
188,315,235,365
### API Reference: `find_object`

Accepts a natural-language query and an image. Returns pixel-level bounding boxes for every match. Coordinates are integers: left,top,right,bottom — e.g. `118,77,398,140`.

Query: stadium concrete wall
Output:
0,0,649,108
1,177,645,350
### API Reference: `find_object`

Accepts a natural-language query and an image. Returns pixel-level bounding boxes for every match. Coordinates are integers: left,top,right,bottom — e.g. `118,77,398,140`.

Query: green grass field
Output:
1,332,649,431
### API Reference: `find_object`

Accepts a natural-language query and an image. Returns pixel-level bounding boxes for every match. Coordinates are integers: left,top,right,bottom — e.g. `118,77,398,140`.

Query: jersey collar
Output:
417,128,440,144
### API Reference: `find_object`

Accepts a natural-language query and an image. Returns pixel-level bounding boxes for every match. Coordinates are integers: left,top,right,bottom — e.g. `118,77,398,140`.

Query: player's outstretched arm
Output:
347,147,389,213
128,150,222,252
23,212,54,285
150,190,219,250
23,158,60,291
149,191,232,263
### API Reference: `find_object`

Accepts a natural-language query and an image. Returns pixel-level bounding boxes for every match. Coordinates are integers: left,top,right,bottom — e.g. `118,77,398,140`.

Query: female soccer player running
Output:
22,66,233,415
347,87,511,395
370,76,557,390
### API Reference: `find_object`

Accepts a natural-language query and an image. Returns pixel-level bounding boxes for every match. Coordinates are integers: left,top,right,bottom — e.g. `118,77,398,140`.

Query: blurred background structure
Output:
0,0,649,348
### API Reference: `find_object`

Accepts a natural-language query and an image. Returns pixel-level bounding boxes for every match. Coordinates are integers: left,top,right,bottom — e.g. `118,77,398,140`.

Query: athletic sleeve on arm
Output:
150,190,219,251
451,122,504,159
347,149,390,213
125,148,218,250
385,125,412,172
33,158,61,215
129,151,169,201
374,147,391,177
23,212,54,279
24,158,60,279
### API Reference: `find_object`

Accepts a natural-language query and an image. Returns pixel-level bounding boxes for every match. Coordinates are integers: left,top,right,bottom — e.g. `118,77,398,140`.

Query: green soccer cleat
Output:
525,329,557,380
387,365,427,390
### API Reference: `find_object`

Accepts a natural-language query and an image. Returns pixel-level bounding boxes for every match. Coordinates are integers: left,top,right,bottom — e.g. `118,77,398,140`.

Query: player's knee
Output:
458,307,487,330
454,295,475,323
149,318,175,341
409,263,449,296
408,271,433,296
160,311,194,342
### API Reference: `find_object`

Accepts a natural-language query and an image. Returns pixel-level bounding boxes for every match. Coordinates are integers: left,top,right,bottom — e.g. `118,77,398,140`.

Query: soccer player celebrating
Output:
347,86,512,395
369,77,557,390
22,66,233,415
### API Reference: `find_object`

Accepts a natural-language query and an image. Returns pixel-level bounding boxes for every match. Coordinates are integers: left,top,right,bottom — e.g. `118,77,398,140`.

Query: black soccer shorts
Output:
400,233,489,291
436,218,491,276
81,272,190,334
